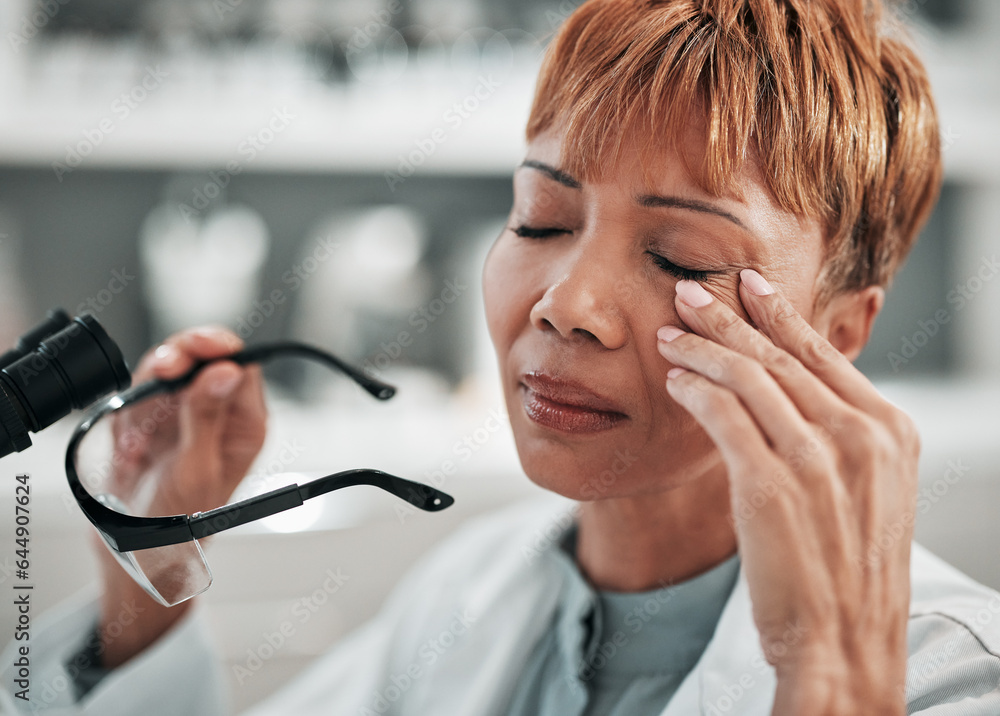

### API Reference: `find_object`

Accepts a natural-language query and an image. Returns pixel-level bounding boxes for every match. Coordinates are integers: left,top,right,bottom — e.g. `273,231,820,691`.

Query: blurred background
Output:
0,0,998,710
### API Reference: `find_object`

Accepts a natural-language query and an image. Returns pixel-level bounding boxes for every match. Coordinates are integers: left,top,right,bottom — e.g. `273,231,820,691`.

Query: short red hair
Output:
526,0,942,308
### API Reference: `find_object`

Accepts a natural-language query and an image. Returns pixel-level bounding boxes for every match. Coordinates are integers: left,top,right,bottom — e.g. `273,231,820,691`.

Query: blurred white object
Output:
139,203,270,338
289,205,430,355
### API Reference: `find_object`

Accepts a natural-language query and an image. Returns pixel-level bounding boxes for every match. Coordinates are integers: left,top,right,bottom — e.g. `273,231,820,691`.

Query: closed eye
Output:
646,252,711,282
510,225,569,239
511,224,713,282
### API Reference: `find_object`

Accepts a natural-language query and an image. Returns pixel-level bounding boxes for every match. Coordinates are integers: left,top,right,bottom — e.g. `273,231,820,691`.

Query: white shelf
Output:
0,41,539,174
0,29,996,179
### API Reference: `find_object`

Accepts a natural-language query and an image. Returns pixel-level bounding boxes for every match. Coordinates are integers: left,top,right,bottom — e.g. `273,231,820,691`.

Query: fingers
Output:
114,326,245,449
163,360,247,512
664,367,773,470
659,279,843,438
664,274,872,424
735,270,887,415
111,326,255,507
226,364,267,431
217,363,269,472
657,326,816,458
177,360,242,449
135,326,244,383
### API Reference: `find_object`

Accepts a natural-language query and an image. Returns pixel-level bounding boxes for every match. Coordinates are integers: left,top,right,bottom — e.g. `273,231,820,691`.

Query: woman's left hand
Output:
656,269,920,716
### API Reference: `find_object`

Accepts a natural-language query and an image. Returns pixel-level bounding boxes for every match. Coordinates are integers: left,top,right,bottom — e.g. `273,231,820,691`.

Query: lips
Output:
519,371,628,434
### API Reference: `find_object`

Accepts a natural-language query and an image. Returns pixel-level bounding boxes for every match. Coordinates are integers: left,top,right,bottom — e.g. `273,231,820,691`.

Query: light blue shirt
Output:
503,523,741,716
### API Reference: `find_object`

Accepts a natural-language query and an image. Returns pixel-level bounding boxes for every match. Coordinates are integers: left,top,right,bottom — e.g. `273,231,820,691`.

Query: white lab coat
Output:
2,496,999,715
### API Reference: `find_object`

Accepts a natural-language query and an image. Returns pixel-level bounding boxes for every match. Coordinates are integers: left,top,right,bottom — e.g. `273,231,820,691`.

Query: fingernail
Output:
154,343,180,365
676,280,713,307
740,268,774,296
209,370,242,398
667,367,688,379
657,325,686,342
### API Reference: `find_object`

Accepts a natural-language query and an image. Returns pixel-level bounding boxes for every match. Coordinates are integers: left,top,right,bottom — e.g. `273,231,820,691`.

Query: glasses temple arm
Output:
188,470,453,541
154,342,396,400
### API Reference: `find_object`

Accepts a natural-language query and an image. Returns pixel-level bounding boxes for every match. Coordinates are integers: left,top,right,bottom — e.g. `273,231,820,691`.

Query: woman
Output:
3,0,998,714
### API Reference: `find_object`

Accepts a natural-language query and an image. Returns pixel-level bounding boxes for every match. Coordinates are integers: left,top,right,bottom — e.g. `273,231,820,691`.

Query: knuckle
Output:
763,347,800,376
785,426,833,469
772,301,798,326
885,409,921,454
836,409,872,439
705,349,744,381
801,335,840,366
837,411,881,456
713,311,745,337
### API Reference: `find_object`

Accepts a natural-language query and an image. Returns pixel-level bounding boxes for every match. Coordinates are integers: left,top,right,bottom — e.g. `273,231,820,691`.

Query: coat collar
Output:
416,499,1000,716
662,569,777,715
416,500,778,716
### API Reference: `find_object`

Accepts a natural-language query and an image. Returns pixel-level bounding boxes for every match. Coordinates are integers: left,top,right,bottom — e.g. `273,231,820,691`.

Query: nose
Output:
529,237,628,350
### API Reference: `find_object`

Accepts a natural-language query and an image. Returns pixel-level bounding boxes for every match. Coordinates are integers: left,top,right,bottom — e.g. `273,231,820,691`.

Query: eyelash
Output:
645,252,711,282
511,225,564,239
509,224,712,282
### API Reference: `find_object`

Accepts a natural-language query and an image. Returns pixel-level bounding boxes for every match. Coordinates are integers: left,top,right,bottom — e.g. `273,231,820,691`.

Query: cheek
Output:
482,236,535,350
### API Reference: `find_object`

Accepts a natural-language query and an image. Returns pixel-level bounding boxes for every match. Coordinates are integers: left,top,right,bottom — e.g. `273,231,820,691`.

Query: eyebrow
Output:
635,194,748,231
519,160,581,189
518,159,748,231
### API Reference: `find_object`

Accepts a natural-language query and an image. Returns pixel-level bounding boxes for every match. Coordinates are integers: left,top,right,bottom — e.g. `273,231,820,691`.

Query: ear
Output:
815,285,885,362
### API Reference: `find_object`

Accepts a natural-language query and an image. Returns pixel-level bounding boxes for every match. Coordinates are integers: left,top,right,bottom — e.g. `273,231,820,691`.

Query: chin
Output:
512,422,723,502
513,438,666,502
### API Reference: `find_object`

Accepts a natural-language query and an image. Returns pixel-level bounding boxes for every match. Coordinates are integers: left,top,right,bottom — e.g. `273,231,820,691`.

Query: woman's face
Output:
482,123,828,501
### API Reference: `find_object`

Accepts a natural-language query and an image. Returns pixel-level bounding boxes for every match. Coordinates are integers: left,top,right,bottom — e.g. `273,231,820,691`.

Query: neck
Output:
575,458,738,592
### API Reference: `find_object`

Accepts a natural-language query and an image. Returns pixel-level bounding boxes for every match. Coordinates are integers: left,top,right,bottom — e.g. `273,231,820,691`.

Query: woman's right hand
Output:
92,326,267,669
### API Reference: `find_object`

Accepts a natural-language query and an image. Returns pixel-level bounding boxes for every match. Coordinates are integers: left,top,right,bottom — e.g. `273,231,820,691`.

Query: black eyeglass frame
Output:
65,342,455,553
